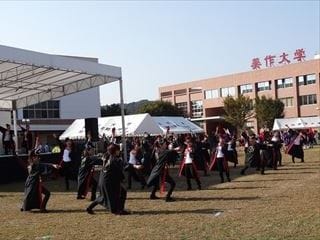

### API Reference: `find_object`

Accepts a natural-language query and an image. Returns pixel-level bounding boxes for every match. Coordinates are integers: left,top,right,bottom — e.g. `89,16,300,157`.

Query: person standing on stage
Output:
21,150,60,213
0,124,15,155
19,123,33,154
86,144,129,215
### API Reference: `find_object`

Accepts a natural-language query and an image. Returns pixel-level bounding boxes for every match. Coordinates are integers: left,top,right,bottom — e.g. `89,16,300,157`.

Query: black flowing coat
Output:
97,156,126,213
77,156,103,197
21,163,53,211
147,150,177,188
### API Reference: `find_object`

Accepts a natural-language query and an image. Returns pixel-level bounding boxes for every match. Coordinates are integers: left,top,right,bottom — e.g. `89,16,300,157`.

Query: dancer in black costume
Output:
21,150,60,213
86,144,129,215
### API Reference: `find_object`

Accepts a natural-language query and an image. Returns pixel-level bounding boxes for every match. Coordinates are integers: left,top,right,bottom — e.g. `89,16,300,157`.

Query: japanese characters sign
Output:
251,49,306,70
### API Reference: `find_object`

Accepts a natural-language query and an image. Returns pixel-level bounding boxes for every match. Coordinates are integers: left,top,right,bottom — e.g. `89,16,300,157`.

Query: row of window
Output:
177,94,317,118
204,74,317,99
23,100,60,119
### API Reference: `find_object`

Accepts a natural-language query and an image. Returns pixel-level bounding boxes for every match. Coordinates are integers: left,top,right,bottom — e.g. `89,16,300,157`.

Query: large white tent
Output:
59,113,163,140
59,114,205,140
153,116,204,134
273,117,320,130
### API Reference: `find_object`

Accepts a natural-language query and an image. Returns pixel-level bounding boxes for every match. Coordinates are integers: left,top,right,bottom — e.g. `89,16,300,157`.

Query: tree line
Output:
101,95,284,133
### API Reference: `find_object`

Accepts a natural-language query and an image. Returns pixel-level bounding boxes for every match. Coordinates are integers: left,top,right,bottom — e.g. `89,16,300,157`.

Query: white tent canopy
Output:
151,116,204,134
0,44,126,155
273,117,320,130
59,113,163,140
0,45,121,109
59,114,205,140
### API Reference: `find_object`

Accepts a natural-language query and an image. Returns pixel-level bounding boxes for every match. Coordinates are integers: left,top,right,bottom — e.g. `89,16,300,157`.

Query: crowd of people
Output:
18,124,319,215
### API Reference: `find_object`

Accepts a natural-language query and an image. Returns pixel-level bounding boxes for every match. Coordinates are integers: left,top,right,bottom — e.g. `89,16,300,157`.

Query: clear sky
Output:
0,1,319,105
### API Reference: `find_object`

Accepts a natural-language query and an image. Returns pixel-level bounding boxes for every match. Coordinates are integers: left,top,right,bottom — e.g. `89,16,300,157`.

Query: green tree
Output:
223,95,254,135
254,96,284,130
138,100,183,116
101,104,126,117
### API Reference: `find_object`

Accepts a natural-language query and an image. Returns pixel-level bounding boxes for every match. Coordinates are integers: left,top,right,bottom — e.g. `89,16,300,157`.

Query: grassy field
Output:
0,147,319,240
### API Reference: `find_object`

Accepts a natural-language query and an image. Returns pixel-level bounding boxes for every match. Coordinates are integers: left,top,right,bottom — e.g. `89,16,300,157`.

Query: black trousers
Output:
151,174,176,199
127,164,146,188
216,158,230,181
184,164,201,189
40,186,50,210
62,162,73,190
3,141,12,155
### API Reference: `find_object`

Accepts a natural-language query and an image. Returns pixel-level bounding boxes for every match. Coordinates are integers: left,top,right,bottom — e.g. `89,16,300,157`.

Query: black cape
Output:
96,156,126,213
21,163,53,211
77,156,102,197
147,150,177,187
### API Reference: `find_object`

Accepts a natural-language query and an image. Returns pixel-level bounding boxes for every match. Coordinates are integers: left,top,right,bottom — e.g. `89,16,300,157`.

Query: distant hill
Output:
125,99,150,114
101,99,151,116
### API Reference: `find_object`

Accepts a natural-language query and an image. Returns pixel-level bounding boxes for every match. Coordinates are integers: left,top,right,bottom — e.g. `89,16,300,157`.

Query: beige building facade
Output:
159,58,320,134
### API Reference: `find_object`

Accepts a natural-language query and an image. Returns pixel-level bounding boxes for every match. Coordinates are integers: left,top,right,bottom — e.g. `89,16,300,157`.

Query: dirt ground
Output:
0,147,319,240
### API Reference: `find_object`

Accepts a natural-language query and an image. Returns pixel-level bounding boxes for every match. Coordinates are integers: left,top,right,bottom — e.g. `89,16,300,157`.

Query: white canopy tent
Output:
0,45,127,158
153,116,204,134
59,113,163,140
273,117,320,130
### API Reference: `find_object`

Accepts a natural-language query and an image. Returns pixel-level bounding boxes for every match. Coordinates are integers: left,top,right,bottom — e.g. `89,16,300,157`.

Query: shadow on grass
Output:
210,186,270,190
233,178,299,182
128,196,260,201
278,167,318,171
132,208,224,215
28,209,107,214
176,196,260,201
264,171,317,175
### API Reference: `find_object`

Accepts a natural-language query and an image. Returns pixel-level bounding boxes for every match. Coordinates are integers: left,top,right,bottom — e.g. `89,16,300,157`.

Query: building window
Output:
174,89,187,95
299,94,317,105
240,84,253,94
23,100,60,119
189,87,202,93
204,89,219,99
298,74,316,86
280,97,294,107
191,100,203,118
221,87,236,97
160,91,172,97
175,102,188,116
277,78,293,88
306,74,316,84
257,81,271,91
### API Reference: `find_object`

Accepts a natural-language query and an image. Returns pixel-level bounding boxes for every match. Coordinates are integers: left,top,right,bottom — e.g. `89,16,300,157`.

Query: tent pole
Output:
12,106,18,153
119,78,127,162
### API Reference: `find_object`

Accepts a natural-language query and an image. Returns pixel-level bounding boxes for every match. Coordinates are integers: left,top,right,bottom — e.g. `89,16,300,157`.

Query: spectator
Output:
0,124,15,155
19,123,33,154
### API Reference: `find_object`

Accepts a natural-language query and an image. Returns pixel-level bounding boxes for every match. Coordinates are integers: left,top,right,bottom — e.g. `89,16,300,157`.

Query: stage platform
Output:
0,153,61,184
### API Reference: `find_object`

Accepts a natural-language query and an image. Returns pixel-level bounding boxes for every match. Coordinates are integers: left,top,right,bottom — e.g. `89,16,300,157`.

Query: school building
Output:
159,54,320,134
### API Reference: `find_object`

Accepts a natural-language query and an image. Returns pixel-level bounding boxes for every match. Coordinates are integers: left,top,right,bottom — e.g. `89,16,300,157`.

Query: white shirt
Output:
128,152,137,165
4,131,10,141
184,148,193,164
63,149,71,162
294,135,301,145
216,145,224,158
